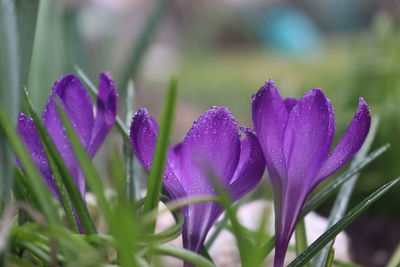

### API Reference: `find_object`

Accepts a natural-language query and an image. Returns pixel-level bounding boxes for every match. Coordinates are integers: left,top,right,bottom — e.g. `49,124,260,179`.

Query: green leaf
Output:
207,171,252,267
143,76,178,233
148,244,215,267
56,101,111,224
257,236,275,264
387,242,400,267
142,196,219,226
288,177,400,267
23,89,96,234
249,202,273,266
0,0,21,213
57,102,140,267
15,0,39,84
295,218,309,267
325,248,335,267
27,0,65,109
123,80,140,203
0,104,60,225
144,212,184,244
312,117,379,267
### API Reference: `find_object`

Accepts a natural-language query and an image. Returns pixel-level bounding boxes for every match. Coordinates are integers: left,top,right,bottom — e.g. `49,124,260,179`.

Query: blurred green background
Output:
1,0,399,266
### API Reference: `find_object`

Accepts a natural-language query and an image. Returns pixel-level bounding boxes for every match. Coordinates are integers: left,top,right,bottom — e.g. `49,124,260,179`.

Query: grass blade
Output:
295,218,309,266
15,0,39,84
27,0,65,108
57,102,141,266
387,243,400,267
0,0,21,212
123,80,140,202
207,171,252,267
325,248,335,267
143,76,178,233
56,102,111,223
23,89,95,234
288,177,400,267
312,117,379,266
387,242,400,267
0,104,60,225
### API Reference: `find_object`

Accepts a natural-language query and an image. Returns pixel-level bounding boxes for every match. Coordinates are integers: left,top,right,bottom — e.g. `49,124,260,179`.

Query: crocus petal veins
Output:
130,106,266,264
252,80,371,267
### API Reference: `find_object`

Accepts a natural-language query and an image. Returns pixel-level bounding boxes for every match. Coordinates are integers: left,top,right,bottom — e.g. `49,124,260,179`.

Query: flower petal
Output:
283,88,334,185
274,89,335,267
43,74,94,151
228,128,265,201
129,108,185,199
252,80,288,192
42,74,94,195
16,113,58,196
182,202,223,255
88,72,118,157
179,107,241,195
315,98,371,184
284,97,298,113
129,108,158,171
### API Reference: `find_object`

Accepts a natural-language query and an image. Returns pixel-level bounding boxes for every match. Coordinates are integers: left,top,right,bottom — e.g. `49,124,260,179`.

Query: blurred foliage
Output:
344,13,400,218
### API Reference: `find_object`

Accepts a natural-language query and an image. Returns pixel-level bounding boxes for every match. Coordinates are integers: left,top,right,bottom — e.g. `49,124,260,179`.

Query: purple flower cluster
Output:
17,73,370,267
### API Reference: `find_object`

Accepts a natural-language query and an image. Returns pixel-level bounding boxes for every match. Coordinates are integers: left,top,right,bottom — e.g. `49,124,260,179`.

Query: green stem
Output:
295,218,308,258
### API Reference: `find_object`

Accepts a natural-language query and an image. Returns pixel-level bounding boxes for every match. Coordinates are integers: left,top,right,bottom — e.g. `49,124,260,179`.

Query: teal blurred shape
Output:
261,6,321,56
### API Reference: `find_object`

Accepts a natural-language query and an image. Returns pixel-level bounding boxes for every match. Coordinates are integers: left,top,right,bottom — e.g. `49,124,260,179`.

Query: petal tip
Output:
50,73,83,100
134,108,150,118
206,106,237,124
252,79,279,103
358,97,369,110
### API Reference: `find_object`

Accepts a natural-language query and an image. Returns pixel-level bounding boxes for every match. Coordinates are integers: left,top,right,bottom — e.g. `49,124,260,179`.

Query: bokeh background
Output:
1,0,399,266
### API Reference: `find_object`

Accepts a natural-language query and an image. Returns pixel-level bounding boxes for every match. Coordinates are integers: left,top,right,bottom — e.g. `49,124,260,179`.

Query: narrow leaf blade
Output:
288,177,400,267
143,76,178,233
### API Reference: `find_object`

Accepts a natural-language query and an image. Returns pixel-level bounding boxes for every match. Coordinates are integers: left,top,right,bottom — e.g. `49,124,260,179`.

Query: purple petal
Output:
129,109,185,199
274,89,335,267
228,128,266,201
283,88,334,185
315,98,371,185
88,72,118,157
129,108,159,171
252,80,288,195
182,202,223,254
284,97,298,113
16,113,59,196
179,107,241,195
42,74,94,195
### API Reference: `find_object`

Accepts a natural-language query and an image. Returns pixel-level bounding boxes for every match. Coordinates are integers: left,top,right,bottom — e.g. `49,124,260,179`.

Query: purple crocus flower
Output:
252,80,371,267
130,107,265,263
17,73,117,199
